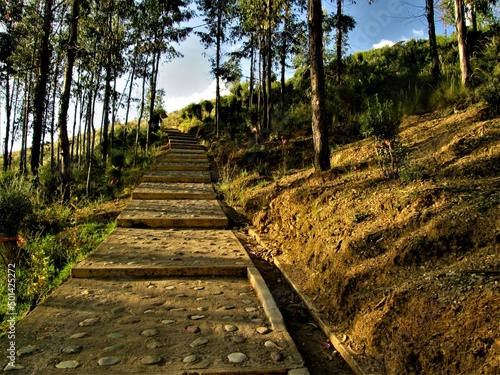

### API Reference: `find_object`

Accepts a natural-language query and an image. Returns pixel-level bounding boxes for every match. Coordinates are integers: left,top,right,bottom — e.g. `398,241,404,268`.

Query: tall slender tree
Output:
196,0,236,138
308,0,330,171
454,0,471,87
139,0,192,148
1,0,23,172
31,0,54,178
427,0,441,84
57,0,80,202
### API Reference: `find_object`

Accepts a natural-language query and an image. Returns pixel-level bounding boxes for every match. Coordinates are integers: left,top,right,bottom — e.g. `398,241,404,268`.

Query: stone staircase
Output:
2,129,309,374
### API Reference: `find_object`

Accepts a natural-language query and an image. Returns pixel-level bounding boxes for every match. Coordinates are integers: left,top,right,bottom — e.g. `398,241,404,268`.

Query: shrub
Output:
0,174,34,236
360,96,405,179
479,79,500,117
360,94,401,141
37,164,61,203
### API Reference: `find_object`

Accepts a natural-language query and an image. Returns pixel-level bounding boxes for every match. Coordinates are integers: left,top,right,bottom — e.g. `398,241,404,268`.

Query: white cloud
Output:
373,39,395,49
164,79,230,113
412,29,425,38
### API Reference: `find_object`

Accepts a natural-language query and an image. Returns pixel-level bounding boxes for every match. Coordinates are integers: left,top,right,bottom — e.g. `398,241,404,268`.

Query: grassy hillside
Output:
212,104,499,374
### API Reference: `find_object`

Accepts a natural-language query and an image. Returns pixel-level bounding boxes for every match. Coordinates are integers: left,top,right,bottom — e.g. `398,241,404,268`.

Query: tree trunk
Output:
57,0,80,202
102,63,112,164
20,72,32,175
70,67,80,160
76,85,85,168
454,0,471,87
261,36,268,131
123,54,136,151
134,71,147,167
147,50,160,151
426,0,441,84
280,7,289,115
7,77,21,170
249,35,255,108
308,0,330,171
110,75,117,153
50,63,59,168
257,37,262,130
3,71,11,172
215,5,222,138
266,0,273,130
31,0,54,178
335,0,343,84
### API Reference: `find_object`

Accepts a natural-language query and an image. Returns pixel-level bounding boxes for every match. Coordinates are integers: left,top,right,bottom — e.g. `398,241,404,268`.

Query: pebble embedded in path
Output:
98,357,121,366
228,352,247,363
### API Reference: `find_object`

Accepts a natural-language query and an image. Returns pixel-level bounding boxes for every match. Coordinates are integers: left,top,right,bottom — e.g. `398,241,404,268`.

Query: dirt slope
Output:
221,105,500,374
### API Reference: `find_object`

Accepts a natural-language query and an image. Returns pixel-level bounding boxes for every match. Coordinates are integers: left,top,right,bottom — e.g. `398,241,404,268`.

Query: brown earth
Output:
214,105,500,374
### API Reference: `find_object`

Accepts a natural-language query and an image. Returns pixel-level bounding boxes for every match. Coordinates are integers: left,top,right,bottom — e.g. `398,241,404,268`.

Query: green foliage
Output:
360,95,401,141
183,103,203,121
359,96,406,179
429,73,470,110
30,202,73,235
376,140,410,180
476,28,500,116
399,162,424,182
479,80,500,116
0,174,34,236
0,220,115,331
36,164,61,203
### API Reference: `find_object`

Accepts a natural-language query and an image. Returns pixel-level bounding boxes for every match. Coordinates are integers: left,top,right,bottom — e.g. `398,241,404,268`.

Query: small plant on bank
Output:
360,95,404,179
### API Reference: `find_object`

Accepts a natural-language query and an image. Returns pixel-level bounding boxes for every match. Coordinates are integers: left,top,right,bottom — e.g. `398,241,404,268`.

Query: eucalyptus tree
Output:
236,1,264,124
78,0,131,165
137,0,193,150
238,0,284,131
427,0,441,84
454,0,472,86
0,1,23,171
439,0,498,86
309,0,330,171
196,0,237,138
275,0,307,113
6,1,44,174
333,0,355,84
31,0,54,178
464,0,500,32
57,0,80,202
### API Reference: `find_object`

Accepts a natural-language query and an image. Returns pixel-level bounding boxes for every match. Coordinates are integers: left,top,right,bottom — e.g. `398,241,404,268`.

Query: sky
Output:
1,1,451,151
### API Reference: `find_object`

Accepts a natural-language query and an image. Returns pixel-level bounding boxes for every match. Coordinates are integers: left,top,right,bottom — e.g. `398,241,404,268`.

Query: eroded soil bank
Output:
217,106,500,374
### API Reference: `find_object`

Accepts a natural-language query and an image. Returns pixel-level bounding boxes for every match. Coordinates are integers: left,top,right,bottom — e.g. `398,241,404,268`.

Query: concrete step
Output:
72,228,252,277
151,162,209,171
132,182,216,200
169,143,207,151
168,136,199,141
156,157,209,164
167,135,199,142
116,199,228,228
4,275,305,374
159,152,208,160
142,170,211,183
167,148,206,155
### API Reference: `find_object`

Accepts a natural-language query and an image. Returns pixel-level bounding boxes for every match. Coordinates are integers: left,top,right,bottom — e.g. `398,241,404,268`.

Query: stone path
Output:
2,129,309,374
